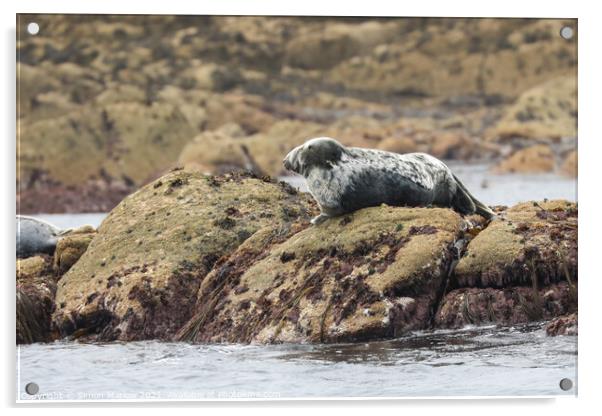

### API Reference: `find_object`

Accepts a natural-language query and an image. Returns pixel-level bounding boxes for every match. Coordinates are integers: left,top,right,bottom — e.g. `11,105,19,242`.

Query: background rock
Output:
561,149,577,178
487,76,577,141
17,15,578,213
493,144,556,174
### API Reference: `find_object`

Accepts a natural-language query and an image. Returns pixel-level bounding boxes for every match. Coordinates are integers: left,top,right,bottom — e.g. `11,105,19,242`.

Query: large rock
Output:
435,200,577,328
177,206,468,343
47,194,578,343
327,20,576,98
52,170,317,341
435,283,576,328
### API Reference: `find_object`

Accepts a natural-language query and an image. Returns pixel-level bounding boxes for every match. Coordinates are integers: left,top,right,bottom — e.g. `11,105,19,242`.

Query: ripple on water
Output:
17,322,577,400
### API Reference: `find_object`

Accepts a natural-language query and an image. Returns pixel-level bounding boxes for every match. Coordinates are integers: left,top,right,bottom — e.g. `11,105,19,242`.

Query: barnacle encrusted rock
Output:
435,200,577,329
52,169,316,341
177,206,466,343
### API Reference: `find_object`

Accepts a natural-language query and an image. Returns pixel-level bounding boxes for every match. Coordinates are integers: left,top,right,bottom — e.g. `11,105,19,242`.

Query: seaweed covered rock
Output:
17,256,58,344
435,200,577,328
454,200,577,288
434,282,576,328
52,169,317,341
17,225,96,344
177,206,467,343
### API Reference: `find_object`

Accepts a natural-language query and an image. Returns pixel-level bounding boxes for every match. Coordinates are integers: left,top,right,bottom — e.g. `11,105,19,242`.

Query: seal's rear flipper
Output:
452,174,495,220
451,177,476,215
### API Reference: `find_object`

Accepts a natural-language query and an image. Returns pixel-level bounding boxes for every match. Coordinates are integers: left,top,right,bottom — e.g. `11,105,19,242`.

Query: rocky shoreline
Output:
17,16,577,214
16,170,577,345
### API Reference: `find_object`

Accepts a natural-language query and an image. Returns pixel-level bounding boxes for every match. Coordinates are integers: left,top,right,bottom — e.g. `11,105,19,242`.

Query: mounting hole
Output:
25,382,39,395
559,378,573,391
27,22,39,35
560,26,574,40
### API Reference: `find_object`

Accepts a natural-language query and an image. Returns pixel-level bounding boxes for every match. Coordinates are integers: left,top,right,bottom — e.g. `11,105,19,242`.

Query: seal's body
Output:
17,216,65,258
283,137,495,224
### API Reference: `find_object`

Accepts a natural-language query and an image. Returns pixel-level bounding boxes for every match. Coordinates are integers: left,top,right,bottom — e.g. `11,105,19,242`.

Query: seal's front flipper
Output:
311,213,330,225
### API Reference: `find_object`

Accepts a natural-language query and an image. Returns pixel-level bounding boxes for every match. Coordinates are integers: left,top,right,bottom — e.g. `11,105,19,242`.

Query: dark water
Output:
20,165,577,401
17,323,577,400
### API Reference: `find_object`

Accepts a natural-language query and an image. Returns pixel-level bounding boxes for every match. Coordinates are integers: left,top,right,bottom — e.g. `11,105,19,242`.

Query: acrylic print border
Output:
8,0,589,407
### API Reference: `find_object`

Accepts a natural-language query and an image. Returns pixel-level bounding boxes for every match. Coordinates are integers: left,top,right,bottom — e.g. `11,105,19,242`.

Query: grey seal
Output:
283,137,495,225
16,216,70,258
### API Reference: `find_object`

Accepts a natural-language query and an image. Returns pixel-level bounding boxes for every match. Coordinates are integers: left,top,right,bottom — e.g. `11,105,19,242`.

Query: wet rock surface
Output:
545,312,578,336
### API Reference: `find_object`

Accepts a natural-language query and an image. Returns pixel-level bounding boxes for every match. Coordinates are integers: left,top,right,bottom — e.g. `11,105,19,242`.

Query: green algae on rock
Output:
453,200,577,288
52,170,317,342
177,206,467,344
435,200,577,329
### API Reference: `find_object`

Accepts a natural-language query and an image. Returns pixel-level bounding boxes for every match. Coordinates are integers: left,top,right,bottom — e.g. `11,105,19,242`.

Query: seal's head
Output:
283,137,346,176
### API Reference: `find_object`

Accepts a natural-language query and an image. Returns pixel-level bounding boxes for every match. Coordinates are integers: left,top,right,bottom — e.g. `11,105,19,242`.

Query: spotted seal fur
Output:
283,137,495,225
